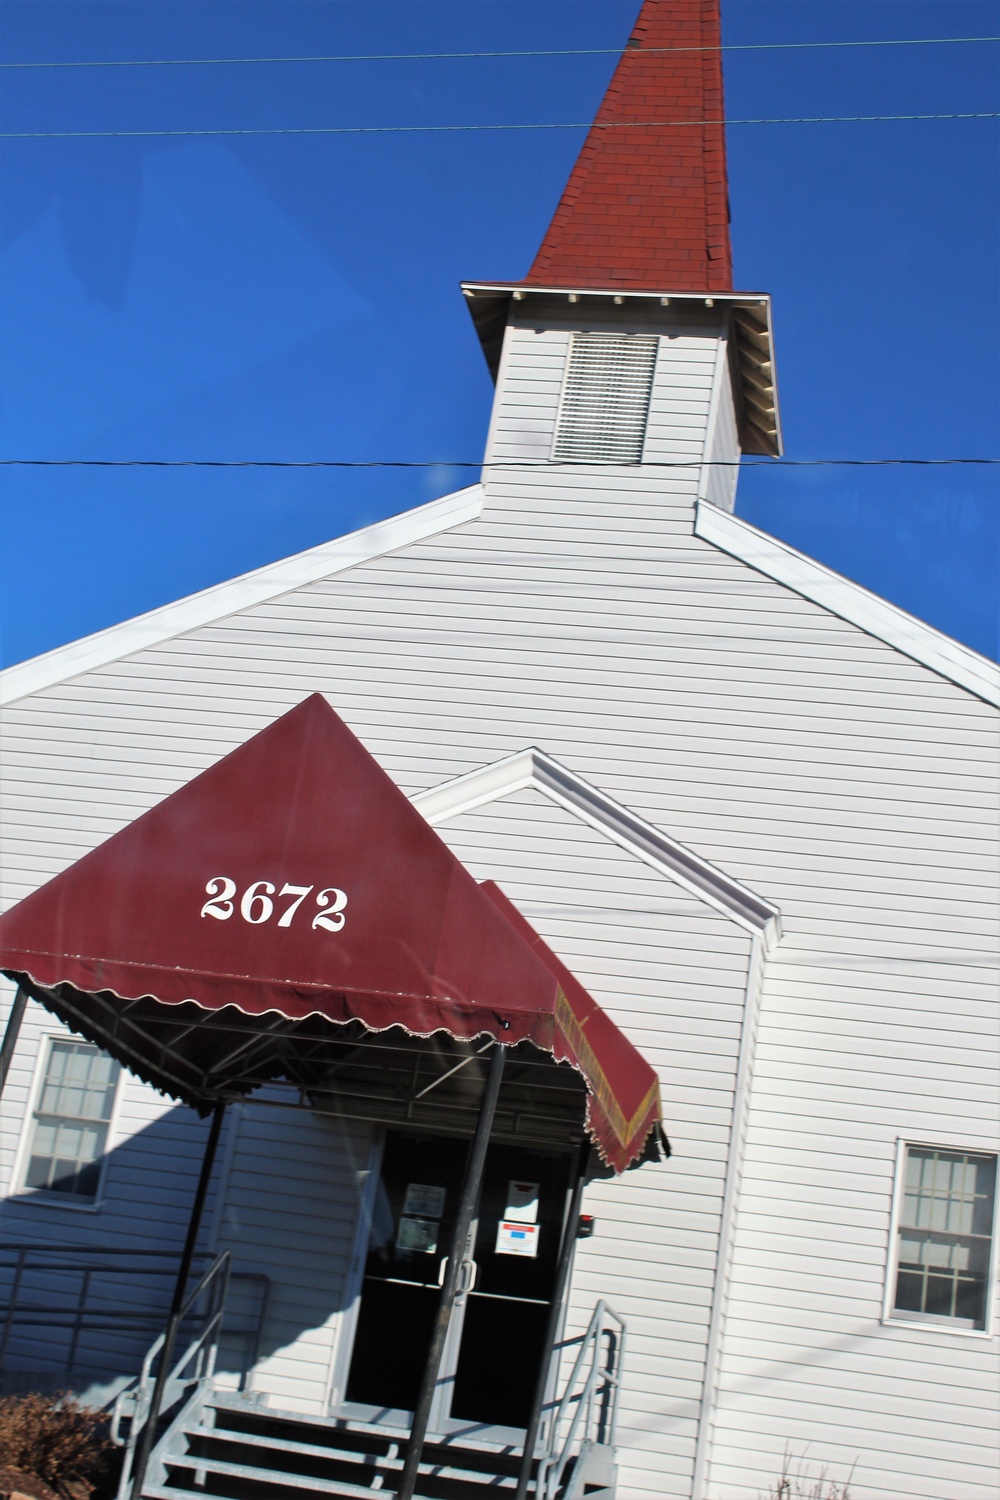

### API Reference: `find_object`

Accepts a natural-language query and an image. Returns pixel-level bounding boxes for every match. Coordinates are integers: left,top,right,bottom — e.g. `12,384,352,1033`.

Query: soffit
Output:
461,283,782,457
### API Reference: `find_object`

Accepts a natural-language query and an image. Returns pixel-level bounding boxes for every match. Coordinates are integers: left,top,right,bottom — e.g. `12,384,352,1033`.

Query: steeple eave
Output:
461,281,782,458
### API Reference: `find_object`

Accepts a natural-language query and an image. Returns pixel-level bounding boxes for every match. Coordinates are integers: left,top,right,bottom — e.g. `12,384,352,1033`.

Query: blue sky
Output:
1,0,997,666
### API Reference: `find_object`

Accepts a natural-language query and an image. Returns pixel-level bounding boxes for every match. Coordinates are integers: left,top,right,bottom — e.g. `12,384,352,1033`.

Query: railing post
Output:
0,1247,26,1371
129,1100,226,1500
0,987,28,1100
396,1043,506,1500
67,1266,92,1373
607,1319,624,1447
514,1142,590,1500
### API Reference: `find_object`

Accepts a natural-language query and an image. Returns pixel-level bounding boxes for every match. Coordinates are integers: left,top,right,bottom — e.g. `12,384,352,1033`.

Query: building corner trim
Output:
690,931,767,1500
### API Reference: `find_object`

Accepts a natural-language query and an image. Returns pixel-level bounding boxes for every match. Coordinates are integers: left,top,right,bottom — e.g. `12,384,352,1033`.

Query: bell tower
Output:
463,0,780,528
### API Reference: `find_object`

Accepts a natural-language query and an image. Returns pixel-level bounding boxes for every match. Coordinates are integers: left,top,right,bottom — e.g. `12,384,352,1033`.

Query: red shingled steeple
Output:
524,0,732,292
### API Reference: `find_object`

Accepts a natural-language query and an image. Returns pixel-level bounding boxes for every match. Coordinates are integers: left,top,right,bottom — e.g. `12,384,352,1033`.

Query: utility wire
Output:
2,459,997,470
2,36,998,68
2,113,996,140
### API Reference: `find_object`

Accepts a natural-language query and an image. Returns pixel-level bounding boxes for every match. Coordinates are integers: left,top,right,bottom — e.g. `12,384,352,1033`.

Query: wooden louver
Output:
553,333,658,464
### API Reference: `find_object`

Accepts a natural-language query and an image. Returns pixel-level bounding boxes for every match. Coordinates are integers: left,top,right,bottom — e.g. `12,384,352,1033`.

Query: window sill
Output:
9,1189,104,1214
884,1313,994,1340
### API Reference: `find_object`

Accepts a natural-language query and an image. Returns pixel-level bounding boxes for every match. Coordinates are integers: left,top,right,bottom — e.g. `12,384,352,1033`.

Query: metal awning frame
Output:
9,974,592,1145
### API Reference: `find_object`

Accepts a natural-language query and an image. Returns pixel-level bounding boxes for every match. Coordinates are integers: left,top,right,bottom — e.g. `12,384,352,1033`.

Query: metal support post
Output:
0,987,28,1100
514,1141,590,1500
130,1100,226,1500
396,1043,506,1500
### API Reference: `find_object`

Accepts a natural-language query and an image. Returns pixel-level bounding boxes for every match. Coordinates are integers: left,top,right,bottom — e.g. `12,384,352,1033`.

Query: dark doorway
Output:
343,1130,573,1434
345,1132,468,1413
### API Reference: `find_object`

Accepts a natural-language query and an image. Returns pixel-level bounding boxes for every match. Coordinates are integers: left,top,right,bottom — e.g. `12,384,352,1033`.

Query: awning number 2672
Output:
201,878,348,932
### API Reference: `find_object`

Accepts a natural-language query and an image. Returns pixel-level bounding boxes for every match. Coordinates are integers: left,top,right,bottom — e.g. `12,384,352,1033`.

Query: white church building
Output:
0,4,997,1499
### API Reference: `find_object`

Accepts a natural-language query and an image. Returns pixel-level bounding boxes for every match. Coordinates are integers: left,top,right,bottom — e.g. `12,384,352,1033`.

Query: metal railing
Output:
0,1245,216,1376
535,1300,625,1500
0,1244,267,1390
111,1251,231,1500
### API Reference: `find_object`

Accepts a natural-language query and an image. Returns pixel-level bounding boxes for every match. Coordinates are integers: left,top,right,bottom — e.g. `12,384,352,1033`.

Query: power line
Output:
1,459,997,470
2,36,997,69
2,113,996,141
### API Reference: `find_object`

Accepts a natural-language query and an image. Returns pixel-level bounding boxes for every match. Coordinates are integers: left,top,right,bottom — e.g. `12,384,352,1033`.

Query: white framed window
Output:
887,1141,998,1333
552,332,658,464
17,1037,121,1206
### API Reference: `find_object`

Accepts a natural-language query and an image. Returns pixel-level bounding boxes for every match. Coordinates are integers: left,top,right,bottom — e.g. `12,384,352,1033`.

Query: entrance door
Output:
341,1130,573,1437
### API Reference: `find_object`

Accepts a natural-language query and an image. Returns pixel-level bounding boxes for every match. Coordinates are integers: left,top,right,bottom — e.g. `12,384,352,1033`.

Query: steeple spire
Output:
462,0,780,457
524,0,732,292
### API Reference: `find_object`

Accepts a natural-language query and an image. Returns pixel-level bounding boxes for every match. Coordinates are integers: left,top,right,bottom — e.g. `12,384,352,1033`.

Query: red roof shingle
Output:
523,0,732,292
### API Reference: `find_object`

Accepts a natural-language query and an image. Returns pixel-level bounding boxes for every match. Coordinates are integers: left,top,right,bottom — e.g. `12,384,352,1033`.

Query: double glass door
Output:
342,1130,573,1437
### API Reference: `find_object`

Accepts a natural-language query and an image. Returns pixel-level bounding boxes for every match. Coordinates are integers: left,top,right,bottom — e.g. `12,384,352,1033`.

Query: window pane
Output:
39,1041,118,1121
893,1147,996,1329
23,1041,119,1202
894,1269,924,1313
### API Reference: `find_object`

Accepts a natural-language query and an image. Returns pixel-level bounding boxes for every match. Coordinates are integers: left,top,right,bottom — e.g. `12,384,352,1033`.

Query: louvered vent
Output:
553,333,658,463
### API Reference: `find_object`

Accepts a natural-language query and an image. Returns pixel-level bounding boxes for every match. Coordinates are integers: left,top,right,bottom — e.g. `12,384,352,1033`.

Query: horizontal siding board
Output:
13,690,995,762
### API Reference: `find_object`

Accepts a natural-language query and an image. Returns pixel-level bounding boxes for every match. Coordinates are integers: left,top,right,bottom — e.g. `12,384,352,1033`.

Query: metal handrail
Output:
0,1244,217,1374
534,1300,625,1500
113,1251,231,1500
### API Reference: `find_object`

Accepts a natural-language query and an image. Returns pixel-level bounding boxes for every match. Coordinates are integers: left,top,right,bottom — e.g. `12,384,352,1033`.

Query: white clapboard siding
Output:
0,292,996,1500
431,787,754,1498
212,1099,371,1414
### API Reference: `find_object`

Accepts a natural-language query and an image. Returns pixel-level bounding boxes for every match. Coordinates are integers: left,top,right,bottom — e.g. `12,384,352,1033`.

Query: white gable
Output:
696,501,999,707
2,483,996,711
413,745,780,941
0,485,483,707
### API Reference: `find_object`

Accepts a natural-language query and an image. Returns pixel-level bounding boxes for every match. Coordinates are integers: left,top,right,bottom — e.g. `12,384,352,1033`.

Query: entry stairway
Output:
140,1392,615,1499
111,1254,623,1500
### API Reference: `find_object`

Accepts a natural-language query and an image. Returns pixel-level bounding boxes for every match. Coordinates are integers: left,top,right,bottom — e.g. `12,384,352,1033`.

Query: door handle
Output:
457,1257,478,1294
437,1255,478,1293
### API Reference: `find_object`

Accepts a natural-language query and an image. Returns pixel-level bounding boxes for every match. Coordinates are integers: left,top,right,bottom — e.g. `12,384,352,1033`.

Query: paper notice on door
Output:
403,1182,447,1218
496,1220,540,1258
504,1179,540,1224
396,1215,439,1253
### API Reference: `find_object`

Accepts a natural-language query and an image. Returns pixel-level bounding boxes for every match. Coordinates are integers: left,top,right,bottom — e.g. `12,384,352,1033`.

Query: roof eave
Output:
461,281,783,458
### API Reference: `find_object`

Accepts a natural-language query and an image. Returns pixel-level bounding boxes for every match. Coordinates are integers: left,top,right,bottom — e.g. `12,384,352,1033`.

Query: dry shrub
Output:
767,1446,857,1500
0,1393,111,1494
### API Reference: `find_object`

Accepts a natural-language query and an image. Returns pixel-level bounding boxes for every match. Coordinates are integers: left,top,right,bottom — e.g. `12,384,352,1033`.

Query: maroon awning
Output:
0,695,661,1170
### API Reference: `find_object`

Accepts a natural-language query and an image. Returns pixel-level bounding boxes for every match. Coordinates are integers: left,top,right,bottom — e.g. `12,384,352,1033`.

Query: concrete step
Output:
206,1395,522,1467
181,1425,403,1491
154,1425,523,1500
146,1467,384,1500
202,1397,528,1481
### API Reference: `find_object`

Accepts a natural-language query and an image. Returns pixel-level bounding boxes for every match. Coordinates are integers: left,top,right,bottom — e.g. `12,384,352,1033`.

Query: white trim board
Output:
0,486,484,707
695,500,1000,708
412,746,781,944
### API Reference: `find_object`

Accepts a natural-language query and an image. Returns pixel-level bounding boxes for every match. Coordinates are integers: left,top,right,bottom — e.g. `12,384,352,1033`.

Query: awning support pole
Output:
396,1042,506,1500
130,1099,226,1500
514,1140,590,1500
0,987,28,1101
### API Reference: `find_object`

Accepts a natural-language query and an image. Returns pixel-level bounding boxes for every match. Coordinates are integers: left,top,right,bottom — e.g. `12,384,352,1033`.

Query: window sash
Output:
22,1040,120,1203
892,1146,997,1330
